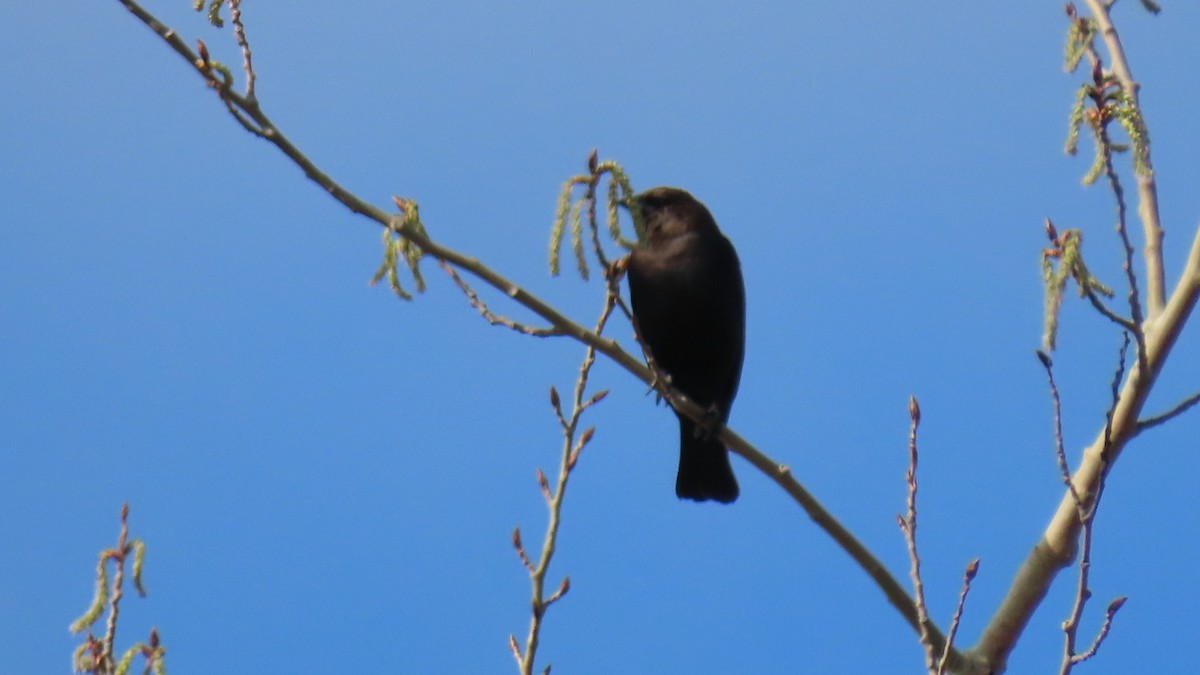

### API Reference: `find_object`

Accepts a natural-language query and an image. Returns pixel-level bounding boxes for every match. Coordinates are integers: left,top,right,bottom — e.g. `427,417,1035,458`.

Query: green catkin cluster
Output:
371,200,427,300
548,160,639,280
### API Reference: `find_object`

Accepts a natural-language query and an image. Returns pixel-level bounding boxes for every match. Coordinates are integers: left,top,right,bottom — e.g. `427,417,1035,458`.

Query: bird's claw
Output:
606,256,628,282
645,370,672,405
692,403,724,439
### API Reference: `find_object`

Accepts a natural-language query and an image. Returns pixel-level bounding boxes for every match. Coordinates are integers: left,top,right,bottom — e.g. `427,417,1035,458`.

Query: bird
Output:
623,187,746,503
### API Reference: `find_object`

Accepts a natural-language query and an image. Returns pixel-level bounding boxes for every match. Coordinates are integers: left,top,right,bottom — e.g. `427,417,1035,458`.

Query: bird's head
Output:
620,187,719,246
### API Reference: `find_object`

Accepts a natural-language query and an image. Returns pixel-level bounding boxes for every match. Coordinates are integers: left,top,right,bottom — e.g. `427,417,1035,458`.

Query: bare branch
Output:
936,559,980,675
437,259,559,336
1082,284,1137,332
228,0,256,101
1136,390,1200,434
514,286,617,675
1074,597,1128,664
512,528,534,574
544,577,570,608
1058,334,1126,675
898,396,938,674
1036,351,1084,508
972,10,1200,665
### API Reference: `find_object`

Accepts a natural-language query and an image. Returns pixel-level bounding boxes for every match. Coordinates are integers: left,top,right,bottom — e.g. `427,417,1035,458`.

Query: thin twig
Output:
513,289,614,675
511,528,534,574
70,504,163,675
1136,390,1200,434
1083,0,1165,319
1080,40,1148,371
101,504,133,670
1036,351,1084,508
193,36,264,137
1058,334,1127,675
228,0,256,102
1082,284,1137,332
936,558,980,675
1102,331,1130,464
437,259,560,336
583,181,611,273
898,396,938,674
604,258,634,323
1074,597,1128,664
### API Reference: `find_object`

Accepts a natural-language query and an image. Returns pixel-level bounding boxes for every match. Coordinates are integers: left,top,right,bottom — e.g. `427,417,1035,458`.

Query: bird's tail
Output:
676,419,739,503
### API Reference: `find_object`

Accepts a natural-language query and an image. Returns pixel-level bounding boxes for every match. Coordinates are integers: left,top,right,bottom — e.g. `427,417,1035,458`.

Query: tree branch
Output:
1078,25,1148,371
969,7,1199,671
897,396,939,674
110,8,961,663
511,288,613,675
936,559,980,675
437,259,560,337
1057,334,1127,675
109,4,1200,675
1083,0,1165,319
971,140,1200,675
1082,284,1136,333
1136,389,1200,434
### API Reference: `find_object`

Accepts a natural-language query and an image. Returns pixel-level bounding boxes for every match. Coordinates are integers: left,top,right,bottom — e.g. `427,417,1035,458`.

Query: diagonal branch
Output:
1136,390,1200,434
971,181,1200,675
1083,285,1137,333
969,7,1199,669
437,259,560,337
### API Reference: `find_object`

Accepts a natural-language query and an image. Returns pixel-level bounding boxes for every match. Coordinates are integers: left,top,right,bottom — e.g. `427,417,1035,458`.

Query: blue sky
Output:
3,1,1199,673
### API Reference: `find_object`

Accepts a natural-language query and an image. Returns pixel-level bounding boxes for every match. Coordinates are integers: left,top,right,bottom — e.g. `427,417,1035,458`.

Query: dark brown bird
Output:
624,187,746,503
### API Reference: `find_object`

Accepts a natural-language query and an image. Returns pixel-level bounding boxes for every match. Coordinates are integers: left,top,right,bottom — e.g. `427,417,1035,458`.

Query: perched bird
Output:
624,187,746,503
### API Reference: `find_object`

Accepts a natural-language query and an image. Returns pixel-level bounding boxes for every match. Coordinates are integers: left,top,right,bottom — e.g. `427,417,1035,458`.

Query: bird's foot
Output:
692,403,725,439
645,370,672,406
605,256,628,282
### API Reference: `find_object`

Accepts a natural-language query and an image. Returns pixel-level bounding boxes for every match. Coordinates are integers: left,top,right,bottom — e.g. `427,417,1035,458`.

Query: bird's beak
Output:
620,195,649,244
